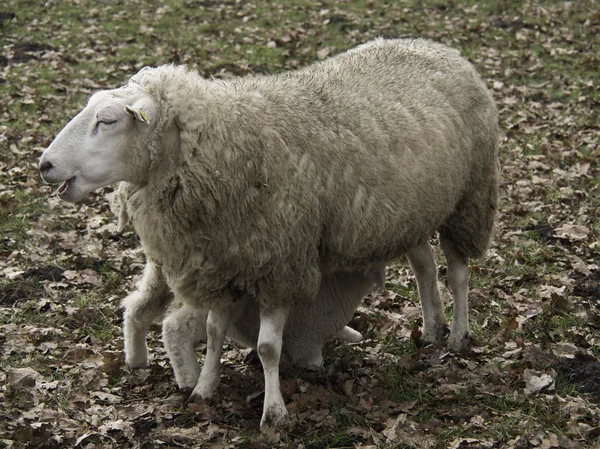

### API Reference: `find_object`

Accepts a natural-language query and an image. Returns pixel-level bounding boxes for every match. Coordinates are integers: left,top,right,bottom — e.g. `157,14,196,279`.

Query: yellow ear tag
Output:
125,106,150,124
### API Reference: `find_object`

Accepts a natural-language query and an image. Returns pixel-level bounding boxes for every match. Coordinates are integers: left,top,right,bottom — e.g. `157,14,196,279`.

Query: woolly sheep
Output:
40,38,499,427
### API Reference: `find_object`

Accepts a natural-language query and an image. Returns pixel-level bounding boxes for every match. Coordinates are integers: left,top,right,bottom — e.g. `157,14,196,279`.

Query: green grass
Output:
0,192,48,250
1,0,599,447
383,365,430,404
523,307,587,343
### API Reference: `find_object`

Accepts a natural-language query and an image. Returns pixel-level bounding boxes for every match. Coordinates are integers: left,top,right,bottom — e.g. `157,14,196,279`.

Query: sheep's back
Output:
230,39,497,268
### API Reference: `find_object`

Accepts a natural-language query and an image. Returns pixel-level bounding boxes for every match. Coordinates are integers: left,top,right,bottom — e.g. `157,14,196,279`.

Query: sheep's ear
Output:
124,98,155,124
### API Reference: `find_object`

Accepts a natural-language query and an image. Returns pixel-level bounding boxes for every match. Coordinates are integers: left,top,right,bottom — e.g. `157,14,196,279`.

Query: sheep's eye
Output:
93,119,118,134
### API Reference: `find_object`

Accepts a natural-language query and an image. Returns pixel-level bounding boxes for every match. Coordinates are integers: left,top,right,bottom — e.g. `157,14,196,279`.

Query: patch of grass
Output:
0,192,49,250
524,306,586,343
8,390,35,410
382,365,430,404
294,427,363,449
81,311,117,344
331,403,371,428
381,332,419,357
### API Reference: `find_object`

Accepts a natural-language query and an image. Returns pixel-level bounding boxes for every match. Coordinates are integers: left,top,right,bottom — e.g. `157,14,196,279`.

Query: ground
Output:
0,1,599,448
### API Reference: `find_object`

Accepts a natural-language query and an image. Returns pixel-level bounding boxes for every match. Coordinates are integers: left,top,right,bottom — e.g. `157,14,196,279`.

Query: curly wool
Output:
124,38,499,307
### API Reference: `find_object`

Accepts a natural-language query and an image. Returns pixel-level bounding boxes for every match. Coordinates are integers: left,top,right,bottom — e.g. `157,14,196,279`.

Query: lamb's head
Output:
39,83,158,203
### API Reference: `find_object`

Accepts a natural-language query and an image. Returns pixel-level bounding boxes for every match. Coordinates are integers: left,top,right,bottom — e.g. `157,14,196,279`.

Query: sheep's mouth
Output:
57,177,76,195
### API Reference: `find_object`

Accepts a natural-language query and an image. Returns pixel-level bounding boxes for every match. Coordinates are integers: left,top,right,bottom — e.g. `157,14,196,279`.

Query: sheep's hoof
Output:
420,323,450,346
448,331,473,354
186,381,217,406
184,391,207,407
181,387,194,397
260,403,288,430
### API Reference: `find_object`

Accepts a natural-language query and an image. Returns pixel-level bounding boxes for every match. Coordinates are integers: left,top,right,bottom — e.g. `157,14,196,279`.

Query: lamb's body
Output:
40,38,499,428
161,265,377,392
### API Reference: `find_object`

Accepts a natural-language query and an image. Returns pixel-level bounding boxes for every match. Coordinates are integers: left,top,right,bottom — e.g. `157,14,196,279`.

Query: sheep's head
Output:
39,84,157,203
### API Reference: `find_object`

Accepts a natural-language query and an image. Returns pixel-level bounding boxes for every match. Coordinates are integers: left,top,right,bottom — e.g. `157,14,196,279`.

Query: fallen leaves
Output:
1,0,600,447
554,224,590,242
523,369,555,396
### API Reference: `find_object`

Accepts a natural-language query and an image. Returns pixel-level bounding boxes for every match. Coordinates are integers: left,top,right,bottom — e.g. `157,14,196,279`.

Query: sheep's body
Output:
124,38,497,307
40,38,499,428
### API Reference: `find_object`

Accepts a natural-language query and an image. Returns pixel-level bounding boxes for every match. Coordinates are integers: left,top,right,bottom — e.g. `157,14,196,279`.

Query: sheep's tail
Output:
439,126,499,259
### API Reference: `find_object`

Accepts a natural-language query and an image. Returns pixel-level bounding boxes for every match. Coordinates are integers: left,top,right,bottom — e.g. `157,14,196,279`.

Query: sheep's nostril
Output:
40,161,53,172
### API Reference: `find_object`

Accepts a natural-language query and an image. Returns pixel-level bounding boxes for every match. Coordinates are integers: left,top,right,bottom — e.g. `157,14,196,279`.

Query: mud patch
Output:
572,270,600,302
0,280,39,305
0,266,64,305
558,356,600,402
10,42,54,63
22,265,64,282
0,11,16,27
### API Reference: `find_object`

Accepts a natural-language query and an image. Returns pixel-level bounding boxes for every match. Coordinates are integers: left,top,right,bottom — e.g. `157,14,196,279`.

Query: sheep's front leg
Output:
441,237,472,353
406,242,448,345
122,261,173,368
258,304,290,428
163,304,208,392
188,305,231,401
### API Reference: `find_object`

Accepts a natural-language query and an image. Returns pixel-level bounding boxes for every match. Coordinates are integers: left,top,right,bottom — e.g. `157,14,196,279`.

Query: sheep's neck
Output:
148,122,182,182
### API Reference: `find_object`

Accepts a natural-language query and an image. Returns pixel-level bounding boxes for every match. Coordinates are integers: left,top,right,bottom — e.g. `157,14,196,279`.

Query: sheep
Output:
110,181,373,383
39,37,499,427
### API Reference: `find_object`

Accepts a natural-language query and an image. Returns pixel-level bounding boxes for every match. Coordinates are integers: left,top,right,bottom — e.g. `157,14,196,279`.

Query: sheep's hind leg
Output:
122,261,173,368
406,242,448,345
163,304,208,392
440,236,472,353
258,304,291,429
188,303,232,401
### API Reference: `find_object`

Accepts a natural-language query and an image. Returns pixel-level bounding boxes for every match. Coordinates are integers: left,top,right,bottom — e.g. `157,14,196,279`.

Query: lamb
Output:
122,257,379,394
39,37,499,427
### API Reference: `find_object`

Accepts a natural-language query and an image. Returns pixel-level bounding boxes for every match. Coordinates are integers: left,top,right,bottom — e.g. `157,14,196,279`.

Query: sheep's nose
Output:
39,160,53,173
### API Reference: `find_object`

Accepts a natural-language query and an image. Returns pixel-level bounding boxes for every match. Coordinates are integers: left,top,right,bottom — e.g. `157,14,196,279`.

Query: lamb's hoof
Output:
420,323,450,347
260,403,288,430
125,353,149,369
448,332,473,354
336,326,363,343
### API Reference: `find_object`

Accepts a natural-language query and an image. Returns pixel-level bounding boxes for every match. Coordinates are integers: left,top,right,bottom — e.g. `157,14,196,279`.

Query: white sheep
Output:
40,38,499,427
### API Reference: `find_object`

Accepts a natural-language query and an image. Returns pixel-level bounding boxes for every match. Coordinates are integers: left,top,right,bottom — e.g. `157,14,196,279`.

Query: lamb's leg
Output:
258,304,290,428
188,304,231,401
440,237,472,353
406,242,448,345
163,304,208,392
336,326,363,343
122,261,173,368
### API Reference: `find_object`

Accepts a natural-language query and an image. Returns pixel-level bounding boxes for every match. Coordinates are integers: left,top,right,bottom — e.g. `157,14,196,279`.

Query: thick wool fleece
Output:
125,38,498,308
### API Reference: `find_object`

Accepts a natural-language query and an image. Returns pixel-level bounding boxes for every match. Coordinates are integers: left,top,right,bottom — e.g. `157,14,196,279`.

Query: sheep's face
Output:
39,88,156,203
